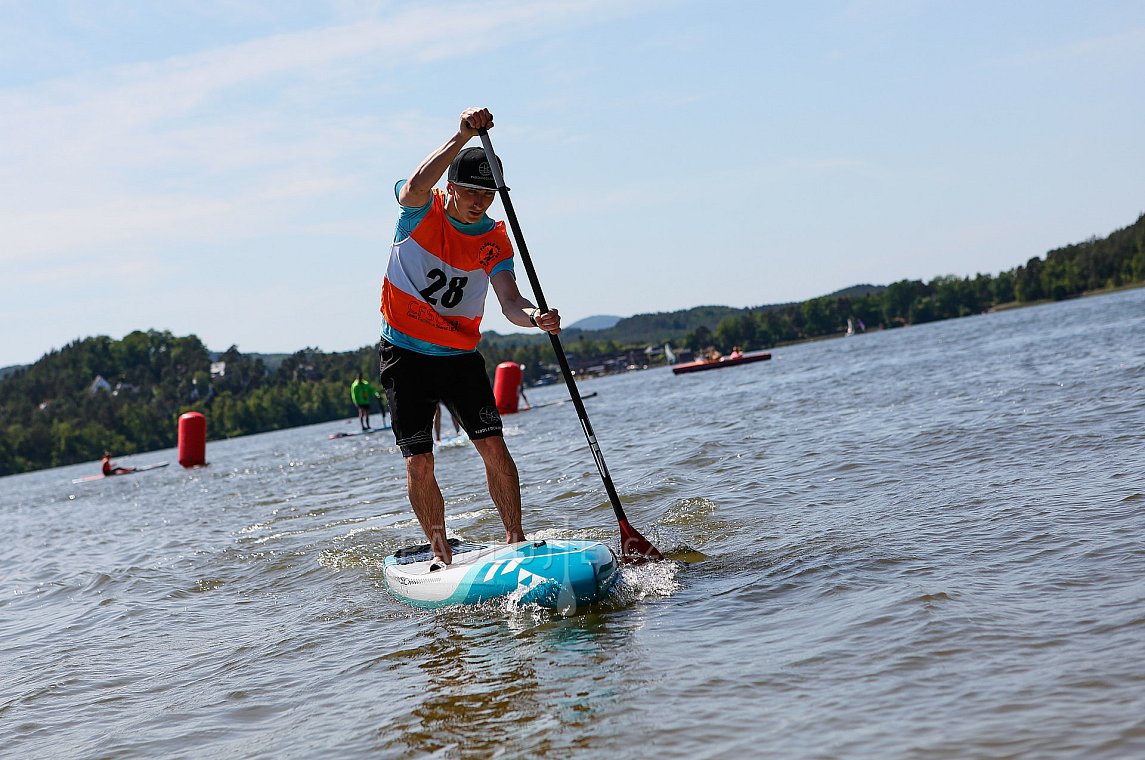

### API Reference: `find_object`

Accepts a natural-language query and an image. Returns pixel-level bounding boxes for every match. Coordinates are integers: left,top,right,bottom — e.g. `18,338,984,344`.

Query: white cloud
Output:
0,0,638,264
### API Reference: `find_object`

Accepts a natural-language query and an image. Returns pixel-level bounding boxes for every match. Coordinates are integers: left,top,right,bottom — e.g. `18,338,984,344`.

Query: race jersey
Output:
381,184,515,355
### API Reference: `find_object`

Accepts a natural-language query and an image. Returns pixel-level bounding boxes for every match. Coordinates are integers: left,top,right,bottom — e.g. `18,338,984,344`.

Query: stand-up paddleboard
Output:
526,391,597,411
383,538,618,610
71,461,169,484
329,426,390,439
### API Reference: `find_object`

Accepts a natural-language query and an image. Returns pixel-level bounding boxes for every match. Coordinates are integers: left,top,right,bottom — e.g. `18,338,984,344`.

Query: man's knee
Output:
474,436,510,461
406,452,435,480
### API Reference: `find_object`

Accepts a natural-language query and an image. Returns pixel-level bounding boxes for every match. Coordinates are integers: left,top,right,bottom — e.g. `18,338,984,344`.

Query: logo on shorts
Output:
479,406,501,426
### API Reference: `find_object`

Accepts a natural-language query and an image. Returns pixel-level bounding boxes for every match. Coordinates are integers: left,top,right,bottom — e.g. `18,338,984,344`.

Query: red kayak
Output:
671,351,772,375
71,461,169,484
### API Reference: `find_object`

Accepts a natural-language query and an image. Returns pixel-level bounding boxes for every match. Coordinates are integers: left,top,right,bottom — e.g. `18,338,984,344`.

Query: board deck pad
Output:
391,538,485,565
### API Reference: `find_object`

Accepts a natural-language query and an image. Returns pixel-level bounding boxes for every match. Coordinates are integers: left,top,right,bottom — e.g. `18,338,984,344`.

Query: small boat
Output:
671,351,772,375
383,538,618,610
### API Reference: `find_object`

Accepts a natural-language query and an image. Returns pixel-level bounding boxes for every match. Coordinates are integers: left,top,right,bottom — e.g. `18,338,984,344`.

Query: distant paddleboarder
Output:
517,364,532,410
350,372,383,430
433,403,461,443
377,106,561,570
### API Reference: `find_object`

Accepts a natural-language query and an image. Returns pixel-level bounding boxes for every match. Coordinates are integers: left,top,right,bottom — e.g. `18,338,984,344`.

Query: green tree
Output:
1014,257,1044,302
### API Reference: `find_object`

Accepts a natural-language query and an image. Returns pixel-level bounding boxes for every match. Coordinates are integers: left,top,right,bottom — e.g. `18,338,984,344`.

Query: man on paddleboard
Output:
378,106,561,569
350,372,383,430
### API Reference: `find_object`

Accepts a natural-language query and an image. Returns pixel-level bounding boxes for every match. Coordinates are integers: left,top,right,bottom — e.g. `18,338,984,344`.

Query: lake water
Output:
3,287,1144,759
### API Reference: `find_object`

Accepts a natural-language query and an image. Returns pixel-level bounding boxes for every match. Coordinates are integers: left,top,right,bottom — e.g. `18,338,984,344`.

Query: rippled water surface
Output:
4,288,1145,758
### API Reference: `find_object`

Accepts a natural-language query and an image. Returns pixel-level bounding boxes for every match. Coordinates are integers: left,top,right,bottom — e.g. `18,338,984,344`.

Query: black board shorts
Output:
377,339,503,457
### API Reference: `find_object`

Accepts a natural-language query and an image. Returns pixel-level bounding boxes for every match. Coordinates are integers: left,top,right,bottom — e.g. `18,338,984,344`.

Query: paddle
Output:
477,128,663,564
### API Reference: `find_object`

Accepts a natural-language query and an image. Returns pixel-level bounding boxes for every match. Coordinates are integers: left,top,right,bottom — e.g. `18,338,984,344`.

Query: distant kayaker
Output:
101,451,134,476
350,372,383,430
378,106,561,570
729,346,744,359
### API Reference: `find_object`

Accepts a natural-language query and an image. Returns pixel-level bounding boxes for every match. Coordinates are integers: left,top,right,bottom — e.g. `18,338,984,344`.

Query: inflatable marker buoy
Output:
178,412,206,467
493,361,523,414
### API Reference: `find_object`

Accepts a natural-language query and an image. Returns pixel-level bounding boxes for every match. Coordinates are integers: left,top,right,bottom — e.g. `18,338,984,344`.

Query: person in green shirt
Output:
350,372,384,430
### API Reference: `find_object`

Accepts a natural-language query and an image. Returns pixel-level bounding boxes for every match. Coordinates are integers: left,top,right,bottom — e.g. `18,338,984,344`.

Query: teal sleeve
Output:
490,259,515,278
393,180,431,241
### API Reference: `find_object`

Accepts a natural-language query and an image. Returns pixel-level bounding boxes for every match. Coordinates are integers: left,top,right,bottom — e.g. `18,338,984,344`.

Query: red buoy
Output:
493,361,523,414
178,411,207,467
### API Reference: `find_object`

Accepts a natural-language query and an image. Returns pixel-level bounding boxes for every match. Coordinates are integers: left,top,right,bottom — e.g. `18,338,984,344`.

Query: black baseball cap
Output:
447,147,501,190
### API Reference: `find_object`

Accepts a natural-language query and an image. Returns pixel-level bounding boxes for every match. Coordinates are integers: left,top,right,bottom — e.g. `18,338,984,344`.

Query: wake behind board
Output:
71,461,169,484
383,538,618,610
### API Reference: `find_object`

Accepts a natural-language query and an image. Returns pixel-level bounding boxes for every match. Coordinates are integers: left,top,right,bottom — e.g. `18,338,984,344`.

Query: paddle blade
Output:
618,519,664,564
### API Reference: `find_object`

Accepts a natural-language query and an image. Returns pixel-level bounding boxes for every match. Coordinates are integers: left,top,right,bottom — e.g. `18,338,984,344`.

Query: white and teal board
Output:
383,538,618,609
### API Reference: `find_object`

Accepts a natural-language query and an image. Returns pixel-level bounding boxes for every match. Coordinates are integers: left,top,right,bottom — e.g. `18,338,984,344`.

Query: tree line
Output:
697,212,1144,354
0,332,380,476
481,212,1144,362
2,212,1142,476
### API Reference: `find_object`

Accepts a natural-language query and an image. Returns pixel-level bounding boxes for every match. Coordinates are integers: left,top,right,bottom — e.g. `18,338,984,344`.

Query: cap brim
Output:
450,181,497,190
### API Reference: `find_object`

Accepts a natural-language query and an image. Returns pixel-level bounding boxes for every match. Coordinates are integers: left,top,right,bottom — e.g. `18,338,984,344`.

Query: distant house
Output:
89,375,112,395
210,361,226,378
190,377,215,402
112,382,139,397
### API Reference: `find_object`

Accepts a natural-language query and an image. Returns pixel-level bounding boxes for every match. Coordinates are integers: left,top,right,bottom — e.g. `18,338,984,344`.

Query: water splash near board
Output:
433,429,470,450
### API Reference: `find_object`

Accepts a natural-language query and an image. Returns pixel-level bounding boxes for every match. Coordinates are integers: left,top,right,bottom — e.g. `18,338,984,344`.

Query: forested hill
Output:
592,305,765,345
484,213,1144,355
0,336,378,476
2,211,1143,476
582,285,881,344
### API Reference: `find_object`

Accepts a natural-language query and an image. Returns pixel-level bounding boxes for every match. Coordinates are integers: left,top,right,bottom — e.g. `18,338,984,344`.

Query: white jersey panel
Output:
385,236,491,320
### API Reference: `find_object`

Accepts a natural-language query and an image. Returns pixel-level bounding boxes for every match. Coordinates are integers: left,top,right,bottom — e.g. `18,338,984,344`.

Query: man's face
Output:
447,182,497,223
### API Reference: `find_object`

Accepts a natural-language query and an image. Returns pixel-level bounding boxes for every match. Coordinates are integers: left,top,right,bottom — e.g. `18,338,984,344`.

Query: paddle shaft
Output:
477,129,636,528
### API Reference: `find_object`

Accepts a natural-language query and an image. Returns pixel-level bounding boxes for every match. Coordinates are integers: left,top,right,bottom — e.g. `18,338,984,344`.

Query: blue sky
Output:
2,0,1143,368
